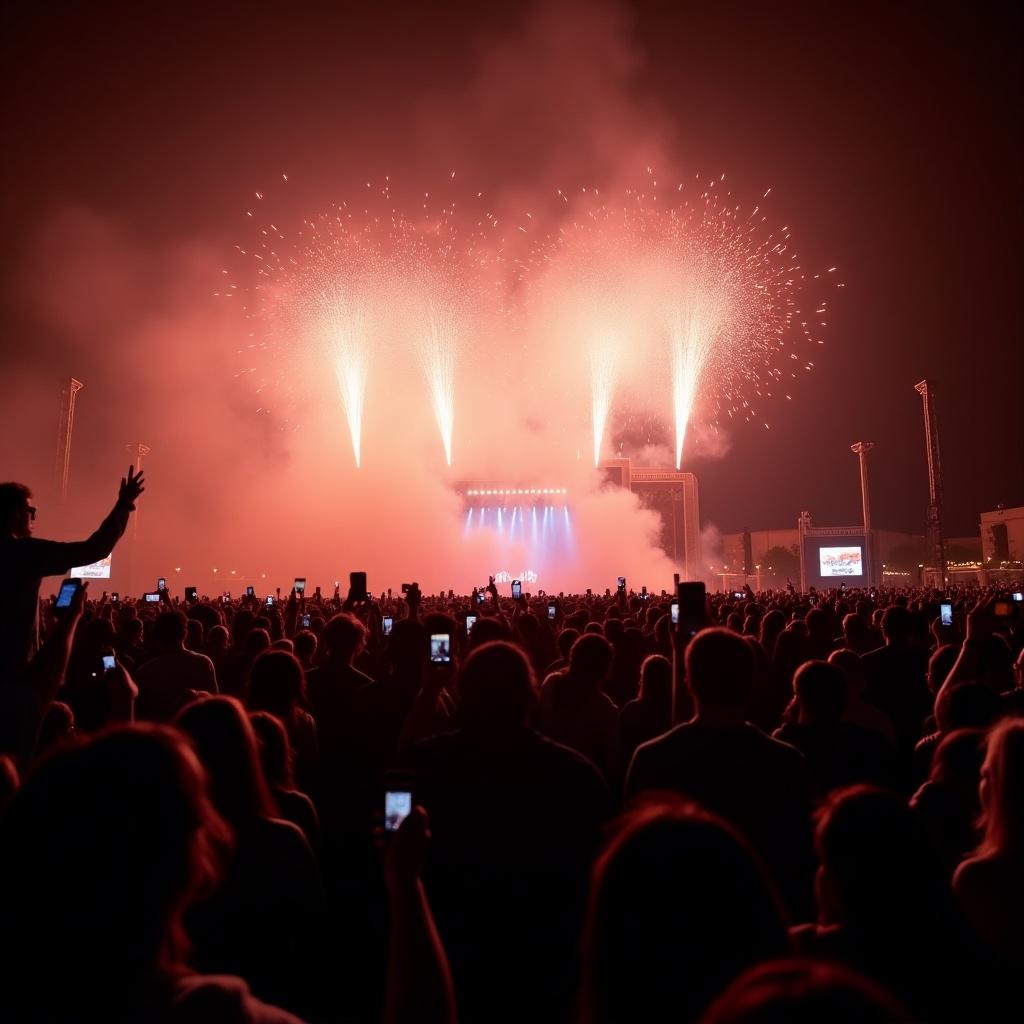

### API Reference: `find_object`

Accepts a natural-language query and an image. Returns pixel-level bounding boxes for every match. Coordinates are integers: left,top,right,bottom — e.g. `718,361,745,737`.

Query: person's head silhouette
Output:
458,641,537,733
686,627,755,719
581,797,789,1024
0,725,230,1013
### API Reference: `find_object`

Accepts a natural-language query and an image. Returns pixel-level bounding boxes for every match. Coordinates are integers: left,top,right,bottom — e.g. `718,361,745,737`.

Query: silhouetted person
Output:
827,648,897,747
0,725,302,1022
135,610,218,723
798,785,992,1021
618,653,672,766
249,710,321,854
404,641,611,1024
580,799,791,1024
953,718,1024,964
0,466,143,677
910,727,985,878
627,628,815,916
175,697,324,1017
306,612,373,749
248,649,318,789
774,660,896,795
861,606,931,754
913,681,1002,785
541,632,619,780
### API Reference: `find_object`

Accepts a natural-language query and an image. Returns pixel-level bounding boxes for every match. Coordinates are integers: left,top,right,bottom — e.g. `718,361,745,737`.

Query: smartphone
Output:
111,592,119,603
733,591,745,600
294,577,306,593
475,590,485,604
511,580,522,599
266,595,275,606
223,591,231,602
302,613,312,629
350,571,368,602
101,653,116,672
185,586,198,602
383,615,394,636
940,601,953,627
676,582,706,637
55,579,82,610
671,601,679,625
384,781,413,834
246,586,255,597
547,603,556,620
401,583,411,594
157,577,166,592
144,592,161,604
430,633,452,663
1013,592,1024,603
466,613,477,635
617,576,626,594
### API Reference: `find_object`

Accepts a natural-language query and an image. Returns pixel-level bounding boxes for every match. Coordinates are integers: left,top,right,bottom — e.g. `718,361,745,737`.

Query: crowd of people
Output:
0,472,1022,1022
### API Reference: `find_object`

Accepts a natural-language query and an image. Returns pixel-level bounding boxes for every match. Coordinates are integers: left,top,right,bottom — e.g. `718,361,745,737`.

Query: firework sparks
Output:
669,303,719,469
229,171,836,474
417,298,458,466
590,340,617,466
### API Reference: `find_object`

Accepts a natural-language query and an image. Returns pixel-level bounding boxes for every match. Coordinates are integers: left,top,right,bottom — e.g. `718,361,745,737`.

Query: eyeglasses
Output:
27,506,37,521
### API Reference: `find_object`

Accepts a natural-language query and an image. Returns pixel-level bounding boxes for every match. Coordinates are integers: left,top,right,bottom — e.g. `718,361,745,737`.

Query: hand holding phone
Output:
430,633,451,664
55,578,85,616
676,582,707,639
383,770,414,834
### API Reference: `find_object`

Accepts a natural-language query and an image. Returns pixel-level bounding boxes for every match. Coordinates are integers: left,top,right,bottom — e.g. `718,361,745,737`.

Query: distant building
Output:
980,505,1024,568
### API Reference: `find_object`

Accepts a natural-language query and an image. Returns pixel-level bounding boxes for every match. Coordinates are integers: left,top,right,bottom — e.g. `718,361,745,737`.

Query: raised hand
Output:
966,594,996,642
384,806,431,893
119,465,146,506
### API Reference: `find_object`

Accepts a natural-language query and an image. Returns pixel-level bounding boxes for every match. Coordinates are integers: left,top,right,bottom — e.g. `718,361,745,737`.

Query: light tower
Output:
124,442,151,538
850,442,876,588
914,380,946,585
123,442,151,595
54,377,84,503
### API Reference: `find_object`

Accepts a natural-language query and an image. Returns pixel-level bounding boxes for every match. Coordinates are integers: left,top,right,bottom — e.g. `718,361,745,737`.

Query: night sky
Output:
3,0,1021,544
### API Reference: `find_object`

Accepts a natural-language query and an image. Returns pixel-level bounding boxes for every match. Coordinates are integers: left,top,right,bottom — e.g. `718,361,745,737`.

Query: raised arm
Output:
24,466,144,578
9,582,89,768
384,807,457,1024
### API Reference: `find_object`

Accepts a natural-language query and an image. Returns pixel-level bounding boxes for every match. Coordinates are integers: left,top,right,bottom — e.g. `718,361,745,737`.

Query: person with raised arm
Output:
0,466,144,676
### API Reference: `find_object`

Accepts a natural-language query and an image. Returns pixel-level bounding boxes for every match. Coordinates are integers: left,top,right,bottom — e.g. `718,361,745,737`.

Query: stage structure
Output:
798,511,869,592
599,458,702,581
453,460,701,584
54,377,84,504
452,481,575,587
915,379,947,584
850,441,878,589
